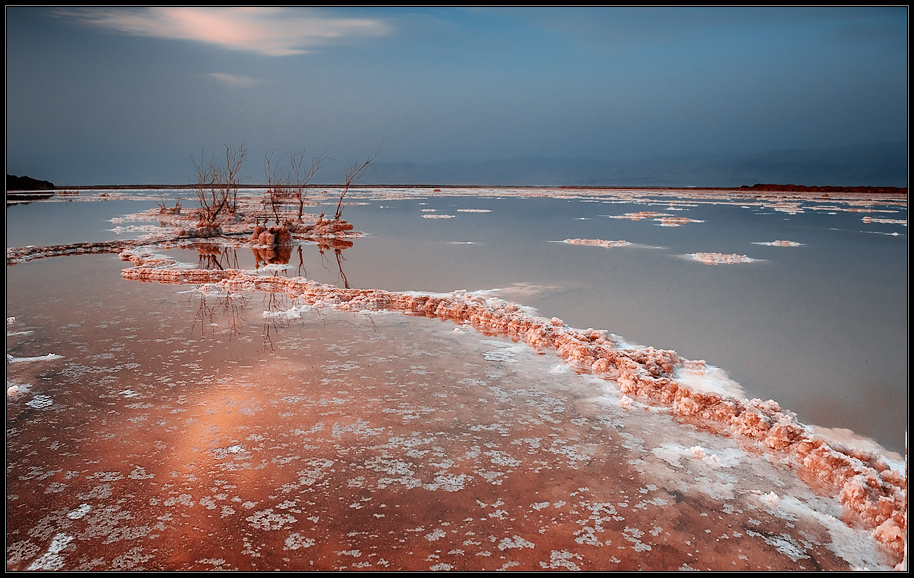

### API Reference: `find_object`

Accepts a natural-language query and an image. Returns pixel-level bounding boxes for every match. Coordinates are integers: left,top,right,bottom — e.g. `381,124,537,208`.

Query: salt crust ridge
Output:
117,245,907,560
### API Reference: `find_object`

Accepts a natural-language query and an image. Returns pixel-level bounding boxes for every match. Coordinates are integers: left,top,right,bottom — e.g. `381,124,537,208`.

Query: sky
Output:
5,6,908,185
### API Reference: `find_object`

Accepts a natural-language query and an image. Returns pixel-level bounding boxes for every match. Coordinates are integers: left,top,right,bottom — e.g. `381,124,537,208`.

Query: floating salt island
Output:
562,238,632,249
685,252,760,265
753,240,803,247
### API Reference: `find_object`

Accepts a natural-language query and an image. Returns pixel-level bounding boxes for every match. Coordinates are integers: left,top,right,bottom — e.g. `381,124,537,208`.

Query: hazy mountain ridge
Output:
362,142,907,188
7,143,906,190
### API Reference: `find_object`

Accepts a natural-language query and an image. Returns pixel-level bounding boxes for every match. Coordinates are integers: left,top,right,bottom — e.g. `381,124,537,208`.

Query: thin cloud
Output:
208,73,259,88
58,7,392,56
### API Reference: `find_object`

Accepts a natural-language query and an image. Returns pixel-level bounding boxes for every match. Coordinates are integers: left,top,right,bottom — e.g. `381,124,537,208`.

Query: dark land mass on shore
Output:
6,174,56,191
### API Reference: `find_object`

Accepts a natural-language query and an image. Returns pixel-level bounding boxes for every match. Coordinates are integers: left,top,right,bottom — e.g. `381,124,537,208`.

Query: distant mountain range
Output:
7,142,906,190
361,142,907,188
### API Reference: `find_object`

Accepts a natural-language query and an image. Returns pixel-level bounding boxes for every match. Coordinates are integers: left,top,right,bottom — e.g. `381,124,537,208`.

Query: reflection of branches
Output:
259,268,300,351
223,246,241,269
190,286,246,339
335,249,350,289
295,246,307,278
260,290,287,351
197,243,224,270
315,240,353,289
316,238,354,252
197,243,241,271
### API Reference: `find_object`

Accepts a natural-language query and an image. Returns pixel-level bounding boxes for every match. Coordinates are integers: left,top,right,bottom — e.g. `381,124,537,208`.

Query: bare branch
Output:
191,144,247,230
263,148,289,225
334,142,382,221
289,149,329,221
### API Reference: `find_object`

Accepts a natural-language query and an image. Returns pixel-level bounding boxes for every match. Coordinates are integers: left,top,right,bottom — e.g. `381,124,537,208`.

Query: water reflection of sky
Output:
338,193,908,456
6,189,906,570
7,189,907,455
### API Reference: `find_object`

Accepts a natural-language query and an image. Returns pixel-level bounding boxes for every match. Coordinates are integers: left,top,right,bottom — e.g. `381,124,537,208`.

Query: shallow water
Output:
336,193,908,455
5,188,907,570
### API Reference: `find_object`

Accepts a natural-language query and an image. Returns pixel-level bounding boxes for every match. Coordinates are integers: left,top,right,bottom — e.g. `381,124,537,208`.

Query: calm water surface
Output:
7,189,907,453
5,188,907,571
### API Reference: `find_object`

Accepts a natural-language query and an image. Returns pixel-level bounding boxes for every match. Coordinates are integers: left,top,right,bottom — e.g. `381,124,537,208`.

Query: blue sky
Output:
5,6,908,185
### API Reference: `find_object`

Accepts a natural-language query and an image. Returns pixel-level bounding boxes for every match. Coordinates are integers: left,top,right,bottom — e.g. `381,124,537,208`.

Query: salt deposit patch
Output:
562,238,631,249
683,252,760,265
649,442,743,469
674,362,745,398
7,353,63,363
475,283,557,300
862,217,906,226
604,211,671,221
25,394,54,409
753,240,803,247
26,533,73,571
111,224,168,237
66,504,92,520
7,382,32,397
764,201,805,215
482,345,520,363
558,239,664,251
656,217,703,227
262,304,318,321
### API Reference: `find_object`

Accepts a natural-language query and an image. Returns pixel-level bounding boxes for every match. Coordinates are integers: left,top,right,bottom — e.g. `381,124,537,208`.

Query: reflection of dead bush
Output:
250,224,294,266
196,242,239,271
315,238,354,252
191,285,246,338
197,243,223,257
251,244,293,267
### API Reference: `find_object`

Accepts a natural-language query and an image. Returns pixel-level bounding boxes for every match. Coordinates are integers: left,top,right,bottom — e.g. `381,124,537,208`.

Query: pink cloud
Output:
59,7,392,56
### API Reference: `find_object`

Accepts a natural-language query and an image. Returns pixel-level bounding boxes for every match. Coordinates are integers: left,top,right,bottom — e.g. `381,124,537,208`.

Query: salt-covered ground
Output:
5,303,902,571
6,186,907,571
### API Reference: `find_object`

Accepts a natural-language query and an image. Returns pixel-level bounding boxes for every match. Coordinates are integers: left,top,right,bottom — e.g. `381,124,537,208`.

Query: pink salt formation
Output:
658,217,702,227
687,252,756,265
6,240,143,265
613,211,668,220
563,238,631,249
863,216,907,226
